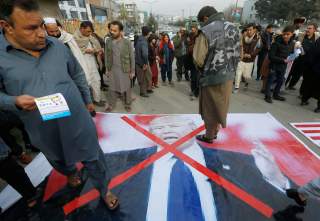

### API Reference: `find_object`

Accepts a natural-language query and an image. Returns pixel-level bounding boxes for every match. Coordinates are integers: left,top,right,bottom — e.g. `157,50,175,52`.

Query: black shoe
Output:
264,96,273,103
315,107,320,113
196,134,217,144
273,95,286,101
288,86,296,90
301,101,309,106
140,94,149,98
286,189,307,207
147,90,154,94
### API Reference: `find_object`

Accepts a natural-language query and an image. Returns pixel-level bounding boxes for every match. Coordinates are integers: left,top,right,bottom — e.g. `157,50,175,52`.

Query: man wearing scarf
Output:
74,21,104,107
234,23,261,93
193,6,240,144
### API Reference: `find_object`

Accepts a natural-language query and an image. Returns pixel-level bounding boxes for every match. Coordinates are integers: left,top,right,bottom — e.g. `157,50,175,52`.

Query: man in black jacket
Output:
135,26,152,97
265,26,295,104
257,24,273,81
300,37,320,112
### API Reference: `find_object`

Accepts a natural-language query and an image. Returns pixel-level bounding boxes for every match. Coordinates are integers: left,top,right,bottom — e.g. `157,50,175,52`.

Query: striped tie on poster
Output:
291,122,320,147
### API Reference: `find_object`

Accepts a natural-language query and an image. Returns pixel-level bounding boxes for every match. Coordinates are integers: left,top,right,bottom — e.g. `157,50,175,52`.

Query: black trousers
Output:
265,69,285,98
176,56,189,80
0,157,36,201
285,57,304,88
190,64,200,97
0,111,32,157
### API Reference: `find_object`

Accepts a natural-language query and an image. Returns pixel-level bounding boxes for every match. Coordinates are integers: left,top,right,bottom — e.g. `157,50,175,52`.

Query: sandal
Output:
104,191,119,210
19,152,33,164
105,107,113,113
286,189,307,207
196,135,217,144
67,172,82,188
125,106,132,113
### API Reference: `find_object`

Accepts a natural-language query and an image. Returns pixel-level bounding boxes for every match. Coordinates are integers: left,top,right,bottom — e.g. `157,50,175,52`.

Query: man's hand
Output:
143,64,148,71
129,73,135,79
86,103,95,113
85,48,95,54
15,95,36,111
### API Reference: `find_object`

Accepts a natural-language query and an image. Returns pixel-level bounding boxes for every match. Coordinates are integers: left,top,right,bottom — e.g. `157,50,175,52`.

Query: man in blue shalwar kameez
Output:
0,0,118,210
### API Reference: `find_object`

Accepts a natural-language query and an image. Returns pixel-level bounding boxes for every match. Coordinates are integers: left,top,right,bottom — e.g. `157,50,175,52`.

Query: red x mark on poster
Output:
63,116,273,218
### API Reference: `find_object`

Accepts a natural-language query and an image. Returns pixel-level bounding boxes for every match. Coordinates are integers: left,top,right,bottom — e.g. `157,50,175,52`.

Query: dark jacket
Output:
0,136,9,161
241,34,261,63
172,34,188,57
195,13,240,87
261,31,273,52
148,43,158,65
135,35,149,66
269,36,294,72
159,40,174,65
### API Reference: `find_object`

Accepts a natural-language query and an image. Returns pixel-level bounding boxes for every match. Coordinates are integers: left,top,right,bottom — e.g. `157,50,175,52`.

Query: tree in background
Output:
119,3,128,24
255,0,320,23
147,13,158,32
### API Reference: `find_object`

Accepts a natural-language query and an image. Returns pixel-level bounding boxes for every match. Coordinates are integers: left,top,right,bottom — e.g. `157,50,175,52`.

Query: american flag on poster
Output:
291,122,320,147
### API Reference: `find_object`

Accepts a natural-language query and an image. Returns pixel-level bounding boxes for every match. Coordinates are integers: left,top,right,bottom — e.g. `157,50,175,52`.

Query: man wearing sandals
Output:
105,20,135,113
0,0,118,210
193,6,240,144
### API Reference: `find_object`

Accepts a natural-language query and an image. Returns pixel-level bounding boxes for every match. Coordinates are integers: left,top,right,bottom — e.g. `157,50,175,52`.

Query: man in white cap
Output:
44,18,96,115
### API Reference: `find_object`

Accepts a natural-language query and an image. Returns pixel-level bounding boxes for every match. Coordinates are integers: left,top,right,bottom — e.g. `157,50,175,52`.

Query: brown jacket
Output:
240,34,261,63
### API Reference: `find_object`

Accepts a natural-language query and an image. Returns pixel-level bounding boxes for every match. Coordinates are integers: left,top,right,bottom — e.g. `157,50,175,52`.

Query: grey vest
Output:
200,20,240,87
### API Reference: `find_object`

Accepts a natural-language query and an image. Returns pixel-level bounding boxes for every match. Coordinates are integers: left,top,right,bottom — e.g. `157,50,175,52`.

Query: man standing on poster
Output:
0,0,118,210
193,6,240,143
104,115,320,221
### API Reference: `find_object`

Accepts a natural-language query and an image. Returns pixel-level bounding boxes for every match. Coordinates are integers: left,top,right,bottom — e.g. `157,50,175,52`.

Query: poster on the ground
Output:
1,113,320,221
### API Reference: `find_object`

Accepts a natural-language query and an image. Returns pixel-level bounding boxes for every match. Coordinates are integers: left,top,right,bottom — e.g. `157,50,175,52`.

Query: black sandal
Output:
286,189,307,207
196,135,217,144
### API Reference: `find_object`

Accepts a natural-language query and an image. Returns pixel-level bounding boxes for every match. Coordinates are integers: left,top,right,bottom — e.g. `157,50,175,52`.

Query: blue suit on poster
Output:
102,116,320,221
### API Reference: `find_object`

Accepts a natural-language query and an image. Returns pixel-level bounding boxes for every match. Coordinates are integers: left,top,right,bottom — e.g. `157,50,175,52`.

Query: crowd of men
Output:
0,0,320,219
234,18,320,112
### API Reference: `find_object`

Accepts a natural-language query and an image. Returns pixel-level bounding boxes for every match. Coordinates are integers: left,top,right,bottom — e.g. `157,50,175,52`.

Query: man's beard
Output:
111,33,120,39
54,32,62,38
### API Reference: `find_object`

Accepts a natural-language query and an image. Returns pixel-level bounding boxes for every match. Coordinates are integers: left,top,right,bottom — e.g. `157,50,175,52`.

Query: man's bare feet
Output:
67,173,82,188
104,191,119,210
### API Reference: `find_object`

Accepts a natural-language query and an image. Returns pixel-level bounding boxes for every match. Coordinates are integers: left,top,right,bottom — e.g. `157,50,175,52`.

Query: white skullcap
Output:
44,17,57,25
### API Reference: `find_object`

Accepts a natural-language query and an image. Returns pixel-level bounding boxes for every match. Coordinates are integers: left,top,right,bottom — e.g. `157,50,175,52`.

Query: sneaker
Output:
233,88,239,94
264,96,273,103
140,94,149,98
244,83,249,89
94,101,106,107
273,95,286,101
315,107,320,113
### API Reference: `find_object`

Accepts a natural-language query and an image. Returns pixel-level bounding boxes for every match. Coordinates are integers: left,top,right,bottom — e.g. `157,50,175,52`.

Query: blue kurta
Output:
0,32,100,166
